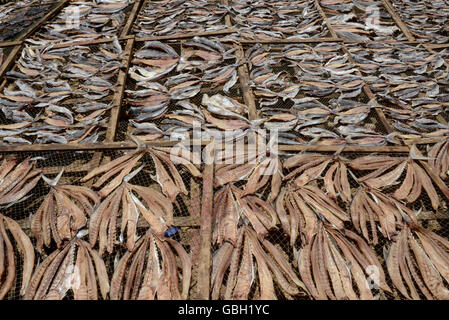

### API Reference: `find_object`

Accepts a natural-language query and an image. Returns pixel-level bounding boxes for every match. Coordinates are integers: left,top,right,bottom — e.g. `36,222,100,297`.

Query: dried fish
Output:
110,228,191,300
24,237,109,300
0,214,35,299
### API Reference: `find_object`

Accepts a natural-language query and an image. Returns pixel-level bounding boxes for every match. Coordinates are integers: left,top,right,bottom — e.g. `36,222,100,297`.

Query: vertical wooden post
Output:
105,37,135,143
197,139,215,300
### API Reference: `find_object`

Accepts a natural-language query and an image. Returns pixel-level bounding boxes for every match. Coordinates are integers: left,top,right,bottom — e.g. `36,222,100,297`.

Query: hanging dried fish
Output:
0,214,35,299
283,153,352,203
213,185,278,245
385,222,449,300
89,171,174,255
31,170,100,252
24,237,109,300
81,147,201,201
0,156,41,206
211,226,307,300
349,155,440,210
350,186,416,244
276,182,350,246
297,222,391,300
110,228,191,300
428,138,449,180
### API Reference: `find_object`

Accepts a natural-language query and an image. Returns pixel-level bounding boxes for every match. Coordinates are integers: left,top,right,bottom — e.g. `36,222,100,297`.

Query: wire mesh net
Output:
2,148,203,300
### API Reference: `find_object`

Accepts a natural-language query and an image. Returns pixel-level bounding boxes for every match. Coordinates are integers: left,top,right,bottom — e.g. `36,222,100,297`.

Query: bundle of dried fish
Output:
228,0,329,40
350,186,415,244
88,167,175,255
0,2,52,41
24,237,109,300
133,0,229,38
389,0,449,43
29,0,134,45
283,152,352,203
322,0,405,42
0,40,123,145
31,171,100,252
212,226,307,299
428,138,449,180
349,154,440,210
385,222,449,299
110,228,191,300
0,156,41,206
0,213,35,300
213,185,279,245
276,183,350,246
297,222,391,300
81,147,201,202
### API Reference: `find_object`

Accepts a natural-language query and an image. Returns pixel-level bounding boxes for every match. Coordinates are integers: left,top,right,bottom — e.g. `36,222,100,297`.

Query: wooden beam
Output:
0,139,416,153
0,41,22,48
105,38,135,142
341,44,394,134
314,0,340,39
237,38,342,44
380,0,415,41
0,44,22,80
278,145,409,153
135,27,237,42
120,0,144,37
197,140,214,300
34,35,134,50
235,44,259,120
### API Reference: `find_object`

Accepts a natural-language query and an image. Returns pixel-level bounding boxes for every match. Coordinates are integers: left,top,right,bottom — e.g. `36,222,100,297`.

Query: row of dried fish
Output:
246,42,391,145
0,1,52,42
321,0,406,42
211,143,449,299
390,0,449,43
346,42,449,137
125,37,245,142
0,39,123,145
28,0,133,46
1,143,449,299
226,0,330,40
133,0,229,38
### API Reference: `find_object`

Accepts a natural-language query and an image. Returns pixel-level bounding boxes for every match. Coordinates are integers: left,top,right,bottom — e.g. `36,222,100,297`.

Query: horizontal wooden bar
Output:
237,37,342,44
0,45,22,80
0,41,22,48
135,27,237,42
278,145,410,153
33,35,135,50
0,138,415,154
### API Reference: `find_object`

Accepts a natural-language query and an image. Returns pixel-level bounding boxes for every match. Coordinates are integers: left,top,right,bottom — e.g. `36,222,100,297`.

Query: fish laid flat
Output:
133,0,229,38
0,39,123,145
226,0,330,40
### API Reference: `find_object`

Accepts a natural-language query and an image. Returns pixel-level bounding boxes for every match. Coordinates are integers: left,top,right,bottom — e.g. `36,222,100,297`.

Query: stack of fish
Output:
0,39,123,145
320,0,406,42
29,0,134,45
390,0,449,43
0,2,53,42
246,42,389,145
346,42,449,138
125,37,246,142
227,0,330,40
133,0,229,38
